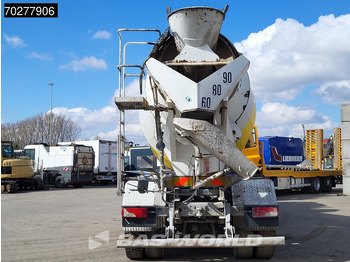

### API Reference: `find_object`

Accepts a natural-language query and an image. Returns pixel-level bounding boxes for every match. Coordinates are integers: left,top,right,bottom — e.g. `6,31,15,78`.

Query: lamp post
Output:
48,83,54,145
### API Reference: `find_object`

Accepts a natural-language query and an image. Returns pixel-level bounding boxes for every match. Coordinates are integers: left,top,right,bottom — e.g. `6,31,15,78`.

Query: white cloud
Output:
51,106,116,140
256,102,339,138
235,14,350,102
95,129,118,140
59,56,108,71
29,52,52,61
50,80,147,144
95,121,145,143
52,106,117,130
113,79,144,99
4,34,26,47
92,30,112,40
313,80,350,105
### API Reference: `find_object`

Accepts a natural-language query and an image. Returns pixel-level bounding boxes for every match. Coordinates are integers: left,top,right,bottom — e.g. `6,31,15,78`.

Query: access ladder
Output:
115,29,161,195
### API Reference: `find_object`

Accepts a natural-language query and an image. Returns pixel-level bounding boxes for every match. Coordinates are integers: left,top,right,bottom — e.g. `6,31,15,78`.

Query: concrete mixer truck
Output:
115,5,285,259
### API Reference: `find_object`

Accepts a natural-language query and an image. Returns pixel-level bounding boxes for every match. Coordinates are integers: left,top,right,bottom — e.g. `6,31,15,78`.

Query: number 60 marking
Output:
201,97,211,108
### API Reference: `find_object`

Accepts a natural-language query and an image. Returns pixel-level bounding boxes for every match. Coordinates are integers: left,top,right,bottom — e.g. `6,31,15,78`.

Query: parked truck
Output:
24,143,94,188
115,5,284,259
1,141,44,193
61,140,117,184
243,126,342,193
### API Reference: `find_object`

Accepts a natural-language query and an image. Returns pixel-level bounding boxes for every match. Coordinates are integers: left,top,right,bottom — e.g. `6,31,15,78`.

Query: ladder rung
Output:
125,74,143,77
117,64,143,70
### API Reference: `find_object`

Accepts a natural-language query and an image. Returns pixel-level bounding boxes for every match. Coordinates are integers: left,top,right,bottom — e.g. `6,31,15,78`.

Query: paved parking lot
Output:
2,184,350,262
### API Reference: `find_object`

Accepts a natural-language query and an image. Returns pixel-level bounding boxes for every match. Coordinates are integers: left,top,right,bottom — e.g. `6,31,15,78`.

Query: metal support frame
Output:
224,203,234,238
116,29,161,196
334,128,342,170
305,129,324,170
166,203,175,238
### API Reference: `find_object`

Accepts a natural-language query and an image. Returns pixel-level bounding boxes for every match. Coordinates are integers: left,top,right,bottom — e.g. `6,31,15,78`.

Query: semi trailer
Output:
115,5,285,259
24,143,94,187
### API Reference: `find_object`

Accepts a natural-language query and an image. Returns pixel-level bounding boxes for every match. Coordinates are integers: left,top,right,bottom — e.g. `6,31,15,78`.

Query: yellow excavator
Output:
1,141,44,193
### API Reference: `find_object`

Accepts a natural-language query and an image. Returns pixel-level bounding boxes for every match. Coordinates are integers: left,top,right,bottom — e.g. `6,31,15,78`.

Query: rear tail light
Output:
122,207,148,218
252,207,279,218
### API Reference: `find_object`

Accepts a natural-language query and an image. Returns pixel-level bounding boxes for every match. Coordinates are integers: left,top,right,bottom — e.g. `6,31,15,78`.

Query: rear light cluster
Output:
122,207,148,218
252,207,279,218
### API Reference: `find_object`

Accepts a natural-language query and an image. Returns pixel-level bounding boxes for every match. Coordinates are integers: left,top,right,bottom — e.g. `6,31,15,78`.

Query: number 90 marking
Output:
223,72,232,83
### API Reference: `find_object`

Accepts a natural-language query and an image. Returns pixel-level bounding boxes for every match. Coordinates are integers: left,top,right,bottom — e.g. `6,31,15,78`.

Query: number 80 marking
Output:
212,84,221,96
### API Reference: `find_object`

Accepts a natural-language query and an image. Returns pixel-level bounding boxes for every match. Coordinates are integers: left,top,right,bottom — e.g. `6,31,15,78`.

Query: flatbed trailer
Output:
243,127,342,193
260,142,341,193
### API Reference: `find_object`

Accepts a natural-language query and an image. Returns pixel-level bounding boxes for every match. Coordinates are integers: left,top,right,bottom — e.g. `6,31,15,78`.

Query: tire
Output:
235,246,254,259
234,230,254,259
54,175,66,188
255,231,276,259
125,247,144,260
256,245,275,259
322,177,332,192
146,247,165,259
308,177,321,193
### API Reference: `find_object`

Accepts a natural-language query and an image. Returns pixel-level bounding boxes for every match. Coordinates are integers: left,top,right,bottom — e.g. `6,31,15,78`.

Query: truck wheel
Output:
322,177,332,192
255,231,276,259
125,247,144,260
146,247,165,259
54,175,66,188
235,246,254,259
308,177,321,193
234,231,254,259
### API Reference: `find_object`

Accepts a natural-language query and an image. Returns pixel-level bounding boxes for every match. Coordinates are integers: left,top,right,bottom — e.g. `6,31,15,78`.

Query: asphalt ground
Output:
1,184,350,262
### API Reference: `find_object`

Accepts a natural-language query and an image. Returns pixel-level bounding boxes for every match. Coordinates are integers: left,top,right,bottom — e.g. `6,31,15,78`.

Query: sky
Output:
1,0,350,145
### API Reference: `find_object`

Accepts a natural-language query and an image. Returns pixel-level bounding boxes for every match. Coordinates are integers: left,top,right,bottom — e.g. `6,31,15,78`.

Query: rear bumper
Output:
94,175,116,181
71,172,93,183
117,235,285,248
